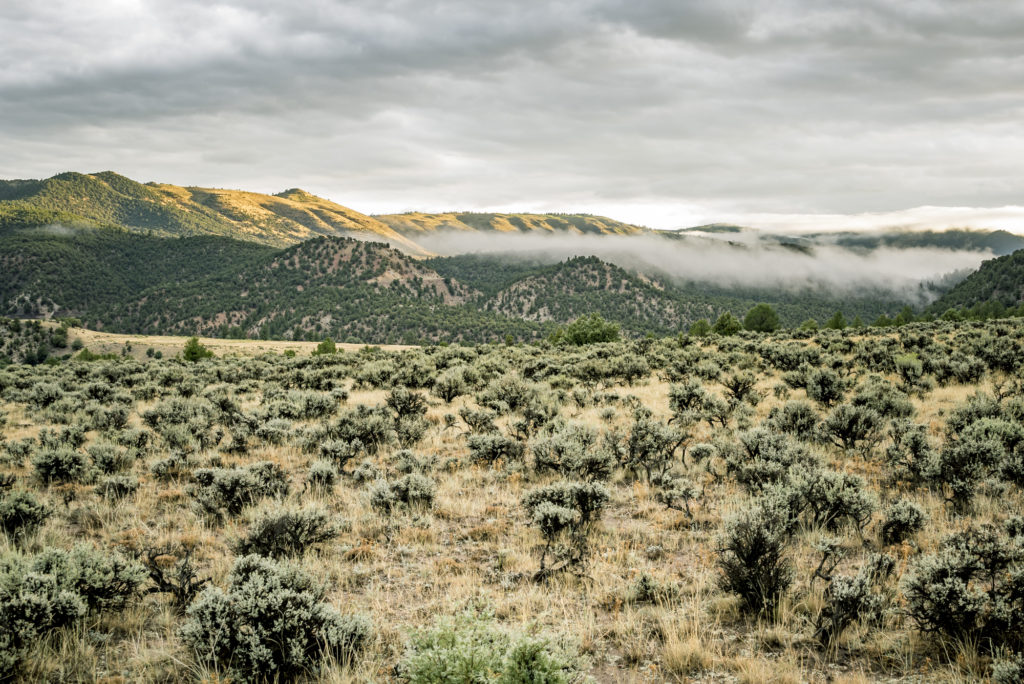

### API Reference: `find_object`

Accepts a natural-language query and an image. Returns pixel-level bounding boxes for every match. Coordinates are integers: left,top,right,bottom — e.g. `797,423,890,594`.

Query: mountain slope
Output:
376,211,649,236
0,224,273,318
0,171,429,254
103,236,546,344
928,249,1024,313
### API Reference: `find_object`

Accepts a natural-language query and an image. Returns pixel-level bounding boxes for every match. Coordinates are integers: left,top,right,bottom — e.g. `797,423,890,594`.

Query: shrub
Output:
0,553,86,677
877,500,926,546
235,507,338,558
88,443,132,474
522,481,609,577
139,544,209,611
717,502,793,616
96,475,140,502
805,368,846,407
431,368,468,403
386,387,428,420
884,421,936,487
0,490,50,541
813,553,896,647
182,337,214,363
32,447,92,484
531,423,613,482
795,469,876,533
551,313,620,345
767,400,819,440
29,545,147,613
468,434,525,466
400,606,579,684
180,555,371,682
307,460,338,490
902,525,1024,650
621,414,686,481
190,462,289,517
653,474,699,516
934,430,1003,511
721,370,760,406
821,403,883,454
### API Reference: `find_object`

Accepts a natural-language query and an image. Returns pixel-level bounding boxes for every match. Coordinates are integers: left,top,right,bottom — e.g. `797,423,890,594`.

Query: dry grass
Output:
2,326,1021,682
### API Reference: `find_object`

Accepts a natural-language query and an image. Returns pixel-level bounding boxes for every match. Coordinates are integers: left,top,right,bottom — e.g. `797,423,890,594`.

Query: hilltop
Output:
375,211,649,236
0,171,428,254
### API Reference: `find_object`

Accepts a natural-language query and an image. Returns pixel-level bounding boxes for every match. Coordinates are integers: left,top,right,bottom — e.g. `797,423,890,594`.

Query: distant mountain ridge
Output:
375,211,649,236
0,171,428,254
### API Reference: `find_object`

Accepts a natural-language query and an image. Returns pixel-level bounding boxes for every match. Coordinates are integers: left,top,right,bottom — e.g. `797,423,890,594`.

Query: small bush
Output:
902,524,1024,651
717,502,793,616
32,447,92,484
522,481,609,577
235,507,338,558
307,460,338,490
468,433,525,466
879,499,928,545
0,490,51,541
95,475,140,502
400,606,579,684
180,555,371,682
190,462,289,517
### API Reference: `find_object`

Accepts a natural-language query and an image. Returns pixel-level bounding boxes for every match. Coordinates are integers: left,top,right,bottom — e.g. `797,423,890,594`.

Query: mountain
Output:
0,171,429,254
427,253,913,331
0,223,273,318
927,249,1024,314
99,236,547,344
375,211,649,236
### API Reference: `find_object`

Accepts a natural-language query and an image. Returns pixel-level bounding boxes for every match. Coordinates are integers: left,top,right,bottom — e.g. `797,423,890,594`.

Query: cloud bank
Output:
2,1,1024,228
418,231,987,301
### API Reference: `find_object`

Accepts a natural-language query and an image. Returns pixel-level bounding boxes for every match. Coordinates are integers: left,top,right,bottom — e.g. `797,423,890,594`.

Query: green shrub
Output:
400,607,579,684
879,499,928,545
180,555,370,682
307,460,338,490
95,475,140,502
468,433,525,466
767,400,819,440
522,481,609,577
821,403,883,454
531,423,614,482
0,552,86,677
29,545,147,613
235,507,338,558
902,524,1024,650
717,502,793,616
190,462,289,517
32,447,92,484
182,337,214,363
0,490,51,541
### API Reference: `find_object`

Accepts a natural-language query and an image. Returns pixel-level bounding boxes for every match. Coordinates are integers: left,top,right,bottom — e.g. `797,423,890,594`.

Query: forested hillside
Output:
928,248,1024,314
101,237,545,344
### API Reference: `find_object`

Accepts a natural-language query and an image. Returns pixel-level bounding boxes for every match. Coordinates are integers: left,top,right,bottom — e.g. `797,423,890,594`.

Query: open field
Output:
2,319,1024,682
68,325,414,360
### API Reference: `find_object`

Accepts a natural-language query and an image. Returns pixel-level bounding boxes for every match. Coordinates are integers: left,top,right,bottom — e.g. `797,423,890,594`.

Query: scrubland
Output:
2,320,1023,682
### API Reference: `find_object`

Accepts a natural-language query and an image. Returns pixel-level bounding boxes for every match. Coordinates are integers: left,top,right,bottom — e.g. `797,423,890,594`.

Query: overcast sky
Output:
2,0,1024,230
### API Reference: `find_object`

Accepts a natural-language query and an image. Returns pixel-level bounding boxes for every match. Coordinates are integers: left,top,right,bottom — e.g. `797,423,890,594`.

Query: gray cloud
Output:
2,1,1024,225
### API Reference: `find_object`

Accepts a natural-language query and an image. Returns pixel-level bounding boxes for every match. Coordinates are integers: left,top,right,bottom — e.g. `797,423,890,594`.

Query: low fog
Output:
417,231,989,302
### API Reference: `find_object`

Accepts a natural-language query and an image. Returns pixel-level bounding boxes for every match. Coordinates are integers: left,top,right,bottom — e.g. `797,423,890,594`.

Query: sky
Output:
2,0,1024,231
